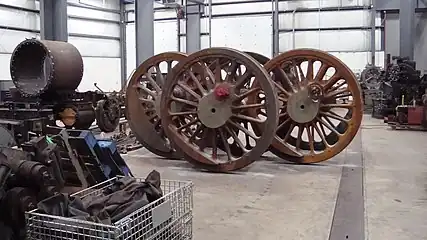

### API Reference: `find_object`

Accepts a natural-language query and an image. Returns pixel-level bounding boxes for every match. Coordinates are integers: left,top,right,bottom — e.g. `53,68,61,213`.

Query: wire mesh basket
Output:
25,176,193,240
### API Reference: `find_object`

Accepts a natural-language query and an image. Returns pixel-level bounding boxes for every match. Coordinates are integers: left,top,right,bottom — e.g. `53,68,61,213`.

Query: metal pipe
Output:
208,0,213,48
292,9,297,49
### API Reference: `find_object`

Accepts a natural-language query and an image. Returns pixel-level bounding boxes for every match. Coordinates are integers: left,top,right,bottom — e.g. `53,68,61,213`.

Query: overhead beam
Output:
186,4,202,53
40,0,68,41
399,0,416,60
135,0,154,66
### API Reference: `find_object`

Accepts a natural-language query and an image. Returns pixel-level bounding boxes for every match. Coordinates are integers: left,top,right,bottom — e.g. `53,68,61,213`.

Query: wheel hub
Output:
287,87,320,123
198,85,232,128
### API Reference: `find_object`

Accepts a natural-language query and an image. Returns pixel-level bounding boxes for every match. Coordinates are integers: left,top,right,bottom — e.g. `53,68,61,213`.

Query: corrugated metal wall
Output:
0,0,123,92
384,12,427,74
68,0,122,92
126,0,384,77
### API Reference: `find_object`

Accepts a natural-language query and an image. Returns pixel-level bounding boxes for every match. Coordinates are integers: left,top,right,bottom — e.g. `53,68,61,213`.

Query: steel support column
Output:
40,0,68,41
272,0,279,57
135,0,154,66
399,0,416,60
370,0,376,65
119,1,127,89
186,4,202,53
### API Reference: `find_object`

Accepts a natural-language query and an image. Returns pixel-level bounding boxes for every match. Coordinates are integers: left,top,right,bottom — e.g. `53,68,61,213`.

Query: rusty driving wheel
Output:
126,52,188,159
249,49,363,163
160,48,278,172
244,52,270,65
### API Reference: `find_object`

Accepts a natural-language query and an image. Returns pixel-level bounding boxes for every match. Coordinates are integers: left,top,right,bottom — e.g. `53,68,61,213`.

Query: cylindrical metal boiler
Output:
10,39,84,97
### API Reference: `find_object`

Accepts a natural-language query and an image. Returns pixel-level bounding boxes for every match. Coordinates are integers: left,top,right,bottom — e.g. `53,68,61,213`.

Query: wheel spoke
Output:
231,103,265,110
144,72,162,93
306,60,314,81
224,125,247,153
314,63,329,82
323,72,342,90
227,120,258,140
234,87,261,101
295,126,303,150
306,124,315,153
224,60,239,83
187,71,207,94
170,96,198,107
177,82,202,99
232,114,264,123
177,118,199,132
135,82,157,97
320,103,354,109
320,110,349,122
218,127,232,161
169,111,197,116
313,122,329,148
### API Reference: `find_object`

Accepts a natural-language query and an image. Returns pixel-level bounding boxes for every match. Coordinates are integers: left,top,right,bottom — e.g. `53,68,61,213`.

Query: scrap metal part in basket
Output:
159,47,279,172
26,176,193,240
248,49,363,164
126,52,188,159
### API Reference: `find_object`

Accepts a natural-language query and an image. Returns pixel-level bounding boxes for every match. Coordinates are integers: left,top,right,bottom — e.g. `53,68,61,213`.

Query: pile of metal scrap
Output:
0,125,133,240
361,55,427,119
125,48,364,172
0,39,124,146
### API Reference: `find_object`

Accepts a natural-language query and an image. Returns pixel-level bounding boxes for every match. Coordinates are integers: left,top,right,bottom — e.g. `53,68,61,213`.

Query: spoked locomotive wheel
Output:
160,48,278,172
244,52,270,65
126,52,188,159
250,49,363,163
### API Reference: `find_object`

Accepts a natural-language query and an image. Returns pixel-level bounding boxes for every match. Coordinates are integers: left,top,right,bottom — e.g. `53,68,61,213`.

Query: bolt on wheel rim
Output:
160,48,278,172
125,52,188,159
250,49,363,163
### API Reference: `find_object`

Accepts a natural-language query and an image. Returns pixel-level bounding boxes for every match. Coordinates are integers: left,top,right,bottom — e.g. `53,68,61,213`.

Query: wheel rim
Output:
125,52,188,159
160,48,278,172
250,49,363,163
244,52,270,65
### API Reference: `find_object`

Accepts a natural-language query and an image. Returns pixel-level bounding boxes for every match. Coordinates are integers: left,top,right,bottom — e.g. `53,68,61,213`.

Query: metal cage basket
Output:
25,176,193,240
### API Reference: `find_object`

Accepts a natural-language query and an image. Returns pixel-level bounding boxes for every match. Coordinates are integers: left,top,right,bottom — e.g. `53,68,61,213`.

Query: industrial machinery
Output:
368,56,427,119
126,48,363,172
0,39,123,146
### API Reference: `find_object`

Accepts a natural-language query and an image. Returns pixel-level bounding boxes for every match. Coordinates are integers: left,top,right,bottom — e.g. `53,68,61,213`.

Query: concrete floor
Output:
123,115,427,240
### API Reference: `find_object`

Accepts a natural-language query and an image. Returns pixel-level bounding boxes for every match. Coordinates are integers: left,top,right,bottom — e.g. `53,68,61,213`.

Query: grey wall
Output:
0,0,123,92
385,12,427,74
126,0,384,78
